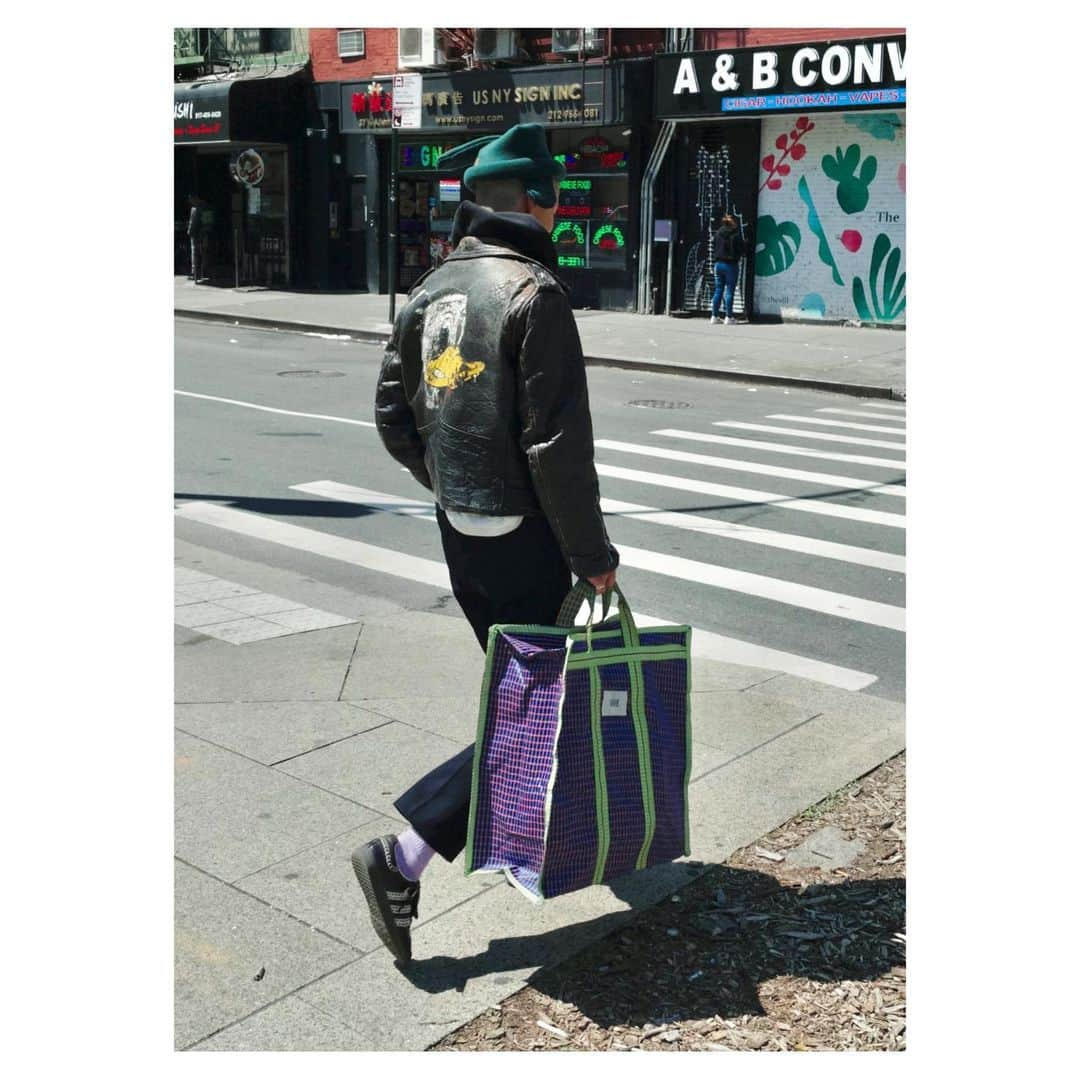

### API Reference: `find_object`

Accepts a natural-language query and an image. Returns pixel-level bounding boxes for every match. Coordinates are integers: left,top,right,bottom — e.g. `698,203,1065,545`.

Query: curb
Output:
175,309,906,402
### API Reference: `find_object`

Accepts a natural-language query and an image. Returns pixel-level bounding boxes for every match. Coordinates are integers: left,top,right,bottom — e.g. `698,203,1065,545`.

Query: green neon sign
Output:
592,224,625,248
560,179,592,191
552,222,586,245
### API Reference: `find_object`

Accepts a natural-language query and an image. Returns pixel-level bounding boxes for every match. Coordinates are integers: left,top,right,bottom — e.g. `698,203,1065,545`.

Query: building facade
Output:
310,28,664,309
173,28,324,288
650,28,906,326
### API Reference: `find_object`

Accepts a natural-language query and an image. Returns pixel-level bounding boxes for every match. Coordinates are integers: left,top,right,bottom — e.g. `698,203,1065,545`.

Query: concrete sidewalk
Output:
174,535,905,1051
174,278,906,399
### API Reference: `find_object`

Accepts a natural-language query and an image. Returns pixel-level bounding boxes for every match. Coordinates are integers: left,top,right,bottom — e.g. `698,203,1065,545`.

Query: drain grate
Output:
277,370,346,378
626,399,692,409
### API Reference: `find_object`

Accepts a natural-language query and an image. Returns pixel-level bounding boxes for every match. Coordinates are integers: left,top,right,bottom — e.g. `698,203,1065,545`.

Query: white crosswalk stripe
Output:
600,498,905,573
817,408,906,423
713,421,909,450
652,425,907,468
596,464,906,528
177,494,879,690
858,402,906,412
289,482,904,631
596,438,906,498
652,428,906,469
766,414,908,437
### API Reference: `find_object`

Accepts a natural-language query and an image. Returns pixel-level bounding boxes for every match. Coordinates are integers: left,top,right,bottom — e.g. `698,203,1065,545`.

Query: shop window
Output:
338,29,366,58
260,28,293,54
549,127,630,271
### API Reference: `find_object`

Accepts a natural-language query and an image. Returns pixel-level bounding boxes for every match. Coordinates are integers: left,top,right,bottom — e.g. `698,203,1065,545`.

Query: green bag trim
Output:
627,658,657,871
464,624,503,876
588,666,612,885
565,642,689,671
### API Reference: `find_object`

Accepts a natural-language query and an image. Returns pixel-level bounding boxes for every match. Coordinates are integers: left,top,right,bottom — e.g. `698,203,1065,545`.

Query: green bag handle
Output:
556,581,639,651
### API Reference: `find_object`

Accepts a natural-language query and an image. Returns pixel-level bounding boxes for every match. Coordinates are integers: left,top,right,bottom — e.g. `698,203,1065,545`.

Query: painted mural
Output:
754,109,906,325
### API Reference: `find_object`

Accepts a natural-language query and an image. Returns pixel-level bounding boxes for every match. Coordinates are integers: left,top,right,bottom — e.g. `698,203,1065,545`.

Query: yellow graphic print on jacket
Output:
423,345,485,389
420,292,484,405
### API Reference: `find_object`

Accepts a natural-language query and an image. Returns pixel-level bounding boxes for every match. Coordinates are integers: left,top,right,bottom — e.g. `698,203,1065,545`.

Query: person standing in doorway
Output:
356,123,619,964
187,195,209,284
710,214,744,325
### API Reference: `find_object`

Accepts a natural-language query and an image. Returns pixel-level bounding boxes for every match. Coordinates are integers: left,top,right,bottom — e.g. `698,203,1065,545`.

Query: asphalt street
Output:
175,318,906,701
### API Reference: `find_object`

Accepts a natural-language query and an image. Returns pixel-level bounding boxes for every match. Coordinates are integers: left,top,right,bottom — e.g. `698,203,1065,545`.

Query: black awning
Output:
174,81,231,143
174,68,314,146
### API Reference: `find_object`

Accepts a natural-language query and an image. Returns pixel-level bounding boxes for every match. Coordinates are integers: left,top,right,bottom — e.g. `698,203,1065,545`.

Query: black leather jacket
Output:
375,202,618,579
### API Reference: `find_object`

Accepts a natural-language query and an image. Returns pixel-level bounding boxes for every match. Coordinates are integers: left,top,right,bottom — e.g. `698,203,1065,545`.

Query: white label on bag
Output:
602,690,628,717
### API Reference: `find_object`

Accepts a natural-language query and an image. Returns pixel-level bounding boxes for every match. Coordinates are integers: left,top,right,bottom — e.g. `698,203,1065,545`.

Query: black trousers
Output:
393,508,571,861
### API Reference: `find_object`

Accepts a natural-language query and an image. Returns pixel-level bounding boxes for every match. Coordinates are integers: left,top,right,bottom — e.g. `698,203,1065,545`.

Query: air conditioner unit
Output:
473,28,517,61
398,27,446,68
551,28,605,55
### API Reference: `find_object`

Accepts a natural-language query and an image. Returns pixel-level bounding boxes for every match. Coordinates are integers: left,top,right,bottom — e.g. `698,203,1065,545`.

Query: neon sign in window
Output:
592,224,626,250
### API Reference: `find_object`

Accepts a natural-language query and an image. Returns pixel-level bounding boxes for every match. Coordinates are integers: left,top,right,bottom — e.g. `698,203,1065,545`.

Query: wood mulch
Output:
432,752,905,1052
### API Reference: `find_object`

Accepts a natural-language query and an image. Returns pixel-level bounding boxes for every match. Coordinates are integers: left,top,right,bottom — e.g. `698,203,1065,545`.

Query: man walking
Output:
355,124,618,963
186,195,209,284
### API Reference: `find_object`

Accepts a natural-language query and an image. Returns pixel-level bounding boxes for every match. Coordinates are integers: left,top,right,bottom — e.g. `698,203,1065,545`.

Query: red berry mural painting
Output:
754,111,906,324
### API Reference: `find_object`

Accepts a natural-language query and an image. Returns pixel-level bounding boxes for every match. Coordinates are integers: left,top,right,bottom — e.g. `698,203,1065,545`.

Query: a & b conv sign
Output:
655,35,905,118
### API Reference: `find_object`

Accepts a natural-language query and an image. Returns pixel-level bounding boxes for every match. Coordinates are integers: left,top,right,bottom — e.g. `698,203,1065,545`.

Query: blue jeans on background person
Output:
711,260,739,319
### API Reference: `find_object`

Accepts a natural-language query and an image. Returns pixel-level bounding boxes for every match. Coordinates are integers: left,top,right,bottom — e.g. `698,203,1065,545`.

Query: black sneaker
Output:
351,835,421,963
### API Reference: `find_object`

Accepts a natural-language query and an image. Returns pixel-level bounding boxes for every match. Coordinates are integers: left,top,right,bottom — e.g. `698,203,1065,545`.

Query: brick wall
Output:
310,27,400,81
695,28,904,49
753,109,906,324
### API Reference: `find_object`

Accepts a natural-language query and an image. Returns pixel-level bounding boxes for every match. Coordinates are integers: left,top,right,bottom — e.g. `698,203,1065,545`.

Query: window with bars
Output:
338,29,366,58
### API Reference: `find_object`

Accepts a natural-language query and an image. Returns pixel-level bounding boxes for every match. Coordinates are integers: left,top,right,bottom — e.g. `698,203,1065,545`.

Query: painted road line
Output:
860,402,906,412
652,429,906,470
635,616,876,690
600,498,905,573
595,439,906,498
292,481,438,519
274,484,878,690
291,482,904,629
175,500,451,588
616,543,904,630
713,421,910,451
301,480,906,573
596,464,907,529
175,390,377,428
767,414,908,437
817,408,907,423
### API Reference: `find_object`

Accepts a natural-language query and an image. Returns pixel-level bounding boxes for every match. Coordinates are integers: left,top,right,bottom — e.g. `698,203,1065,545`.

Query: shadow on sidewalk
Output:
397,864,904,1022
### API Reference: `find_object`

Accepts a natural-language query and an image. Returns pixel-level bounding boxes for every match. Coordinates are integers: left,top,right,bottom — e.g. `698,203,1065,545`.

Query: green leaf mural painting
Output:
821,144,878,214
796,177,844,287
852,233,906,322
754,216,801,277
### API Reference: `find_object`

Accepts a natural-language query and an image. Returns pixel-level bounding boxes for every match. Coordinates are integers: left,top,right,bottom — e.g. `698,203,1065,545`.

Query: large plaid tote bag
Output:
464,583,692,901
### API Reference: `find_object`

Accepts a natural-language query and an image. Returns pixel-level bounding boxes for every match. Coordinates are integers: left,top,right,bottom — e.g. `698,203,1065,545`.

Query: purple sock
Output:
394,827,436,882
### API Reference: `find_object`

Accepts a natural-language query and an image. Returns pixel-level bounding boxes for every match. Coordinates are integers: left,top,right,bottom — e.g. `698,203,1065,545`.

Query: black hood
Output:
718,222,739,237
450,201,558,273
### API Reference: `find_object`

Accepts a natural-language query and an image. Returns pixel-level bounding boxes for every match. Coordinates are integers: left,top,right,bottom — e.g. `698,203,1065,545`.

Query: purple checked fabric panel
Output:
642,653,691,868
469,631,567,896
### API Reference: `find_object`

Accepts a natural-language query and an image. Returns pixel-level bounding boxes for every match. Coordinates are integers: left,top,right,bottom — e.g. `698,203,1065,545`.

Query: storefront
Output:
653,34,906,325
174,68,319,288
329,59,653,309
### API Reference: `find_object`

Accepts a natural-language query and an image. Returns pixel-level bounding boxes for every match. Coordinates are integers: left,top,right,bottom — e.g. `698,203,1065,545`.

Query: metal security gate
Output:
676,122,759,317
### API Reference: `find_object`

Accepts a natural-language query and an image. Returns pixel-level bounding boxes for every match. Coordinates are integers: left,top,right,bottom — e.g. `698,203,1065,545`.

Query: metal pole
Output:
388,126,398,323
234,226,240,289
666,219,676,315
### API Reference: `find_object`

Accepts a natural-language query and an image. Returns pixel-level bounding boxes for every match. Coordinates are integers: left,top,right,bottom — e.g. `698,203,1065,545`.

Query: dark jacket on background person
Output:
715,222,743,263
375,200,618,579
